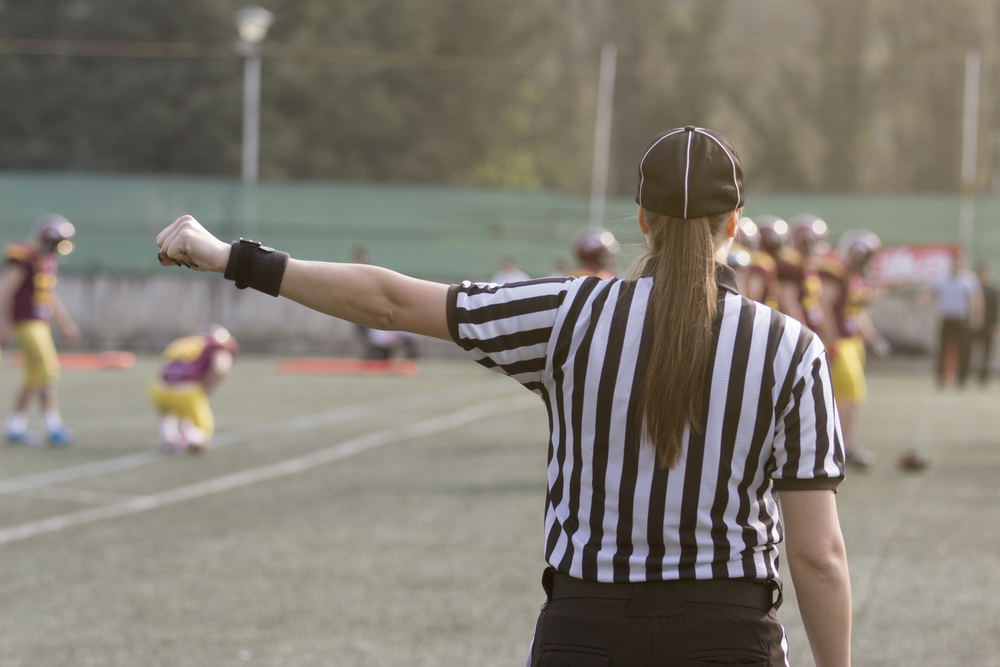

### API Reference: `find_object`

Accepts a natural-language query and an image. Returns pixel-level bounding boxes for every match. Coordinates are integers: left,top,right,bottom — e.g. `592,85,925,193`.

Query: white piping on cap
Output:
683,131,693,218
637,128,685,209
695,129,741,207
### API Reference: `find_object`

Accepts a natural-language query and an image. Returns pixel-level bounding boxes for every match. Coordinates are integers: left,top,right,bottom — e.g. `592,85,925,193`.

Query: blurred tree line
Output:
0,0,998,194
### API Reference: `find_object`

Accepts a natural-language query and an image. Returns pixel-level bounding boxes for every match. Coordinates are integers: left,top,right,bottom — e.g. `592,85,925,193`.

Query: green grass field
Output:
2,357,1000,666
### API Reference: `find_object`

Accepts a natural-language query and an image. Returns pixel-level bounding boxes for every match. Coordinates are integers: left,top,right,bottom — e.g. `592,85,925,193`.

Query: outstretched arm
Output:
156,216,451,341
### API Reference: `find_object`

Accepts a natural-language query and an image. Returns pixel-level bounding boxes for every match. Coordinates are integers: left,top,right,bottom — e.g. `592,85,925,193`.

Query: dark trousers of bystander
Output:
938,318,972,387
972,325,996,383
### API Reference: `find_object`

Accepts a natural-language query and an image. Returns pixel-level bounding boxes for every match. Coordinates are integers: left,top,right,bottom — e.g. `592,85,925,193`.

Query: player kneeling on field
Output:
149,324,237,453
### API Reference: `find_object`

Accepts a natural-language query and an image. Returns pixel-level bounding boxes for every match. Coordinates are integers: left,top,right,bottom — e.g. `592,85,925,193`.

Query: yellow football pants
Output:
13,320,60,388
830,336,867,404
148,381,215,436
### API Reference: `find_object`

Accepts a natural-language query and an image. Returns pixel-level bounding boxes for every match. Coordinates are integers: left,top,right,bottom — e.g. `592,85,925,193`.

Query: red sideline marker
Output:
6,351,136,370
274,358,418,377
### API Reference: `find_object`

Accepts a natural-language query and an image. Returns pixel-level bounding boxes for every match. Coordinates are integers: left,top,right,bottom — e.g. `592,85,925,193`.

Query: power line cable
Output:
0,37,979,77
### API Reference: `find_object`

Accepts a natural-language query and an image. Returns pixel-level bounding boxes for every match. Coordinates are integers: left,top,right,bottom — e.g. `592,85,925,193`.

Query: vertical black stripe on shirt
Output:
557,280,615,573
545,278,601,561
642,301,670,581
541,387,555,527
828,353,845,469
612,290,650,582
774,326,812,422
644,454,670,580
760,324,813,580
676,296,726,578
780,375,807,479
710,296,756,578
774,326,813,477
738,306,785,579
582,282,635,580
809,356,832,477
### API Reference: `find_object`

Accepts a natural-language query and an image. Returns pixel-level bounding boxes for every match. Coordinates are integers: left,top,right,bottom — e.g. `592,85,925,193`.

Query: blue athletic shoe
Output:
47,428,76,446
6,430,42,446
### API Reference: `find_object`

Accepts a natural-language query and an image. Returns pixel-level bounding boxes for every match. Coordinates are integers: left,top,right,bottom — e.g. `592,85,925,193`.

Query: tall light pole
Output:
959,50,981,253
588,43,617,229
235,6,274,185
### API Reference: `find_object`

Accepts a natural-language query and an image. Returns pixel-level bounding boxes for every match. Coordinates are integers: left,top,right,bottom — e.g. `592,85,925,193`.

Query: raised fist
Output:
156,216,231,274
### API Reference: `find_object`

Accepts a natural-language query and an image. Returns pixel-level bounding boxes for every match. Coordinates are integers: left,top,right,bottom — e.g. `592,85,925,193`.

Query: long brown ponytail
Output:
639,207,732,468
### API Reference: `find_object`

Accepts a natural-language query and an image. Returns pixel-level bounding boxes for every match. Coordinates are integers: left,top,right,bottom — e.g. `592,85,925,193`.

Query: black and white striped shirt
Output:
447,263,844,583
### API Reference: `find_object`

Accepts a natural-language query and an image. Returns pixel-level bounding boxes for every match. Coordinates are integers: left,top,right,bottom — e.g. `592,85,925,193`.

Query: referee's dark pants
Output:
937,318,972,387
527,568,786,666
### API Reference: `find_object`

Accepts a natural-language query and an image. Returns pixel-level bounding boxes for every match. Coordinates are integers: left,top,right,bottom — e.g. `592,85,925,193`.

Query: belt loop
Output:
542,567,556,601
769,579,783,611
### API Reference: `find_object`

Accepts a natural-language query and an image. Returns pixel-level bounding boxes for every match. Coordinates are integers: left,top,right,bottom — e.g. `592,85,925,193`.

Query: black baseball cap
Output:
635,125,744,220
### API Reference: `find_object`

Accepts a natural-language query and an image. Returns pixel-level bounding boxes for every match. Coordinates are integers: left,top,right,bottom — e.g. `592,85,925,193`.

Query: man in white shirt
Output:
930,257,984,387
490,256,530,284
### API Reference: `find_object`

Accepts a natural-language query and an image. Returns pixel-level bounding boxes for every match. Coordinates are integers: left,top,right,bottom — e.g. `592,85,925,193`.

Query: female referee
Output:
156,126,851,667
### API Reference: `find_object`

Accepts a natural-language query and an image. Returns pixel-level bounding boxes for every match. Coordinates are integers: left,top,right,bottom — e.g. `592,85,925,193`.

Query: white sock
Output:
159,415,182,451
6,412,27,434
44,410,64,434
179,419,207,450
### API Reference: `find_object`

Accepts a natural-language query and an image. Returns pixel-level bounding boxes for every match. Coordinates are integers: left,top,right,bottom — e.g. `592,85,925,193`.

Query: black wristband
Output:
223,239,289,297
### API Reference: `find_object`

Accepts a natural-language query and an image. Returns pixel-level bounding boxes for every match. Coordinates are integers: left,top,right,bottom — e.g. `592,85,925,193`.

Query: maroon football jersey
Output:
4,241,58,323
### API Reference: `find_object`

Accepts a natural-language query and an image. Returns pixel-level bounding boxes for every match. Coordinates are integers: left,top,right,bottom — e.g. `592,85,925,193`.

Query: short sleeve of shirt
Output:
770,338,845,491
447,277,574,393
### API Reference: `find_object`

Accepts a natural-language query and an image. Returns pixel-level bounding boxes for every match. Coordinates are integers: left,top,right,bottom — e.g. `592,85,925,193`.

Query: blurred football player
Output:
817,230,889,468
569,227,618,279
788,214,831,258
149,324,238,453
0,215,79,445
730,217,779,308
756,214,823,330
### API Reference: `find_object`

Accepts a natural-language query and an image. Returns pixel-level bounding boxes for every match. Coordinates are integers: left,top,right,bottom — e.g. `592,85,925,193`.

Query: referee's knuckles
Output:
171,215,205,236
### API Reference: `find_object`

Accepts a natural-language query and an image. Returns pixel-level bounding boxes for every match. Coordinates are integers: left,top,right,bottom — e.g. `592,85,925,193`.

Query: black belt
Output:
547,571,777,611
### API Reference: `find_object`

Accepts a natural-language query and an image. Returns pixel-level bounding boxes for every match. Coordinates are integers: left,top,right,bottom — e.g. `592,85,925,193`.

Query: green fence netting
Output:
1,172,996,282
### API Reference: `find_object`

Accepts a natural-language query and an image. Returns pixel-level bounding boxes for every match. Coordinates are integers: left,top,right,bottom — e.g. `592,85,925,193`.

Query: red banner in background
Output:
866,243,959,289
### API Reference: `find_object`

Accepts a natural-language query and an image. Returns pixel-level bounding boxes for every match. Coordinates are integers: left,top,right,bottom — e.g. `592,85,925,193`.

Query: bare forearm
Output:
51,295,73,328
279,259,450,340
855,311,878,345
779,284,807,325
155,217,451,340
819,310,840,348
788,553,852,667
780,490,852,667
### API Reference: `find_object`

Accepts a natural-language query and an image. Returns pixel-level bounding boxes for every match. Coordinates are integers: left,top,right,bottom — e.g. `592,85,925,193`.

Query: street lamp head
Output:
235,6,275,44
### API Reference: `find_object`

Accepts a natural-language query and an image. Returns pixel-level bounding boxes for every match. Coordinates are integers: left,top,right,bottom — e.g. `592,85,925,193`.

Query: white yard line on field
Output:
0,394,539,545
0,379,513,495
3,486,140,505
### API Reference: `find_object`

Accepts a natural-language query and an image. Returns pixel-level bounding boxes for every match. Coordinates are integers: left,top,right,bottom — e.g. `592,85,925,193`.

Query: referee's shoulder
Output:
730,292,825,360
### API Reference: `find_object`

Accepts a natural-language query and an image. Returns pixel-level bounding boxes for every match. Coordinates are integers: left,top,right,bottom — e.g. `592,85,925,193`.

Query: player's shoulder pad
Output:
816,256,848,280
162,335,207,362
777,246,804,266
751,251,777,272
4,240,35,264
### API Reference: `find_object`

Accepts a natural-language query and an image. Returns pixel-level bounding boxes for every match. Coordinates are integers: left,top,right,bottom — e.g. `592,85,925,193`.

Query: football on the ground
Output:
898,448,930,471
